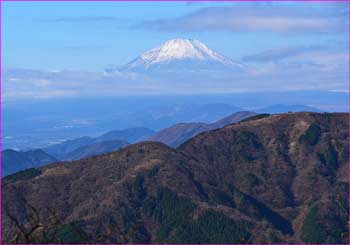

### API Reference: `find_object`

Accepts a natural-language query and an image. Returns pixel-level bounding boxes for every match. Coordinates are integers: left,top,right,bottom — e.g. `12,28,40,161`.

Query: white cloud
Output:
3,41,348,100
138,3,349,34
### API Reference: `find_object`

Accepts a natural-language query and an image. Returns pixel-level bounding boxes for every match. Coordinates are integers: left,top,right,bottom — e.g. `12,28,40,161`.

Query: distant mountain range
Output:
2,127,154,176
43,127,154,160
61,140,129,161
2,149,57,176
3,112,348,243
2,106,323,176
4,95,327,151
148,105,321,148
149,111,256,147
3,112,255,176
95,127,155,143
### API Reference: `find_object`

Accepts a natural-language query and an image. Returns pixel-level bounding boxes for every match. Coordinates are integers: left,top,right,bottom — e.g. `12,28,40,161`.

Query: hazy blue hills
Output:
44,127,154,160
2,149,57,177
2,127,153,175
149,111,256,147
96,127,154,143
2,140,129,176
3,98,244,150
1,110,256,176
61,139,129,161
2,106,323,176
43,136,94,159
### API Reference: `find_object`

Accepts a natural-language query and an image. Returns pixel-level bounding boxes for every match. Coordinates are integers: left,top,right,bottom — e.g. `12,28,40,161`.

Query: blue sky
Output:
4,1,348,71
2,1,349,99
4,2,232,70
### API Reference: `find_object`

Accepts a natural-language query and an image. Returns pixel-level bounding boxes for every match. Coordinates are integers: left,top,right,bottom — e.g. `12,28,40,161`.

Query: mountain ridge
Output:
2,149,57,176
2,112,348,244
44,127,154,159
149,111,256,147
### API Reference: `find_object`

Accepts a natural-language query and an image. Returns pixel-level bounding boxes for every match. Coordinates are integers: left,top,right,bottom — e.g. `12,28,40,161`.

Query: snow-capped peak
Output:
120,38,241,71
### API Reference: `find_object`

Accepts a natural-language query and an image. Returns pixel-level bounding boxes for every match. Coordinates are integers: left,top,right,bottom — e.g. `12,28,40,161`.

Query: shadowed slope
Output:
2,113,348,244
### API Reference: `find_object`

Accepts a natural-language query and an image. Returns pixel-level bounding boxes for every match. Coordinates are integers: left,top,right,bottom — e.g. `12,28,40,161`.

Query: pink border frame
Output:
0,0,349,244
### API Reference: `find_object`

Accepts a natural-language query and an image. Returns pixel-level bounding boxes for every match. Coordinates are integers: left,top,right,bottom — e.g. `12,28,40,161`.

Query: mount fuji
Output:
116,39,242,73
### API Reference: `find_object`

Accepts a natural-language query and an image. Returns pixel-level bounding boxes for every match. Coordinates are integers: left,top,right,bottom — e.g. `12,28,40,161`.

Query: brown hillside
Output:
2,113,349,244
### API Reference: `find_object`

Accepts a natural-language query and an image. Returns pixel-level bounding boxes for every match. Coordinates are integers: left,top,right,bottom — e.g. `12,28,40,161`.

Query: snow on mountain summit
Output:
120,39,241,72
141,39,229,64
